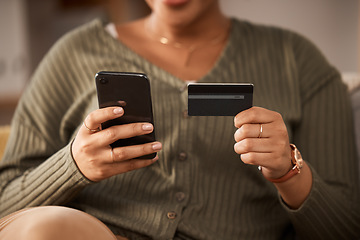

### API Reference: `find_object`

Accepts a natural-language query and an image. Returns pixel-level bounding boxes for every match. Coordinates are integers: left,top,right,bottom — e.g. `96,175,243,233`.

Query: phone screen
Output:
95,71,156,159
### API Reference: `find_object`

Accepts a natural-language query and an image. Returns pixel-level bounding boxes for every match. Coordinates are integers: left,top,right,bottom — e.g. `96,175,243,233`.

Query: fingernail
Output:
151,155,159,162
152,142,162,151
142,123,153,131
113,107,123,115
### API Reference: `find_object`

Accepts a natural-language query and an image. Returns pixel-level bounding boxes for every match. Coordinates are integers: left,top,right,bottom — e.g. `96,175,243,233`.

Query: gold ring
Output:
258,124,263,138
110,147,115,163
83,121,99,133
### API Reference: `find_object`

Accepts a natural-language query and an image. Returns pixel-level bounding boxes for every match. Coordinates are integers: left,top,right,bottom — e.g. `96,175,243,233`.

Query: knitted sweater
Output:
1,18,359,240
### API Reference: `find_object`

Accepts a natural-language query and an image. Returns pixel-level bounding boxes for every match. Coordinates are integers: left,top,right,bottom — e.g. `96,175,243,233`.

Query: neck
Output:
146,5,230,46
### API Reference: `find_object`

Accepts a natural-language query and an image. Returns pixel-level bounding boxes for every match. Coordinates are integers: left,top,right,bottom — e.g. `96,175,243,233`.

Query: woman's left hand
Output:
234,106,293,179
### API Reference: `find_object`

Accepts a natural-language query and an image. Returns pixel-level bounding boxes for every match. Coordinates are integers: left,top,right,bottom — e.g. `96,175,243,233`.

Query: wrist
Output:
263,165,299,183
274,162,312,209
260,144,304,183
259,144,310,209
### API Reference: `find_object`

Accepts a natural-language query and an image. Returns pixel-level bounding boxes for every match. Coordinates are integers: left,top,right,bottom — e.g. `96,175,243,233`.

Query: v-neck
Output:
98,19,237,91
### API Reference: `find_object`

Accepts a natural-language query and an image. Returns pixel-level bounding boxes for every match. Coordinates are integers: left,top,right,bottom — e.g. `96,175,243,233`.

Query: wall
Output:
0,0,29,124
220,0,359,74
26,0,106,76
0,0,106,125
0,0,29,101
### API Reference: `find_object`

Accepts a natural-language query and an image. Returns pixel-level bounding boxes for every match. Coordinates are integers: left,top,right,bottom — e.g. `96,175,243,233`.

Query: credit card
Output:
187,83,254,116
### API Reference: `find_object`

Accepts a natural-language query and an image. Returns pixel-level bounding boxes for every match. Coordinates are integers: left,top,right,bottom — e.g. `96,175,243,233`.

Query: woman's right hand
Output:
71,106,162,182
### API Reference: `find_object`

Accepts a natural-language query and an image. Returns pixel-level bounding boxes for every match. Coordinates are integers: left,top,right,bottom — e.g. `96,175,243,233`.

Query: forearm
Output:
0,143,91,217
281,167,360,239
286,71,360,238
274,161,312,209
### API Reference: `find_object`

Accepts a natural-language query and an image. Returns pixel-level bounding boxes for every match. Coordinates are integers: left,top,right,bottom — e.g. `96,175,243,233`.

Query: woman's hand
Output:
234,106,313,208
72,107,162,182
234,107,293,180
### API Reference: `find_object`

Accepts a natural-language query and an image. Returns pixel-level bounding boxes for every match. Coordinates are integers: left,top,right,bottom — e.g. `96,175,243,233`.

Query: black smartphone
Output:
188,83,254,116
95,71,156,159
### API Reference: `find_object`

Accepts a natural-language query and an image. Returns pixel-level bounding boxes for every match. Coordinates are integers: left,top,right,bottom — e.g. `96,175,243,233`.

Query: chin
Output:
156,0,218,26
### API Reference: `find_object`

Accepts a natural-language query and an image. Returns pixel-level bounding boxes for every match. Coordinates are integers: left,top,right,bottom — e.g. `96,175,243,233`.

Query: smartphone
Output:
95,71,156,159
187,83,254,116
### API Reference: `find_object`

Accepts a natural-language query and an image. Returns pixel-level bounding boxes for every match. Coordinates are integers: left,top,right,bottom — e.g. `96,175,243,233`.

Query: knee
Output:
1,206,116,240
23,206,90,239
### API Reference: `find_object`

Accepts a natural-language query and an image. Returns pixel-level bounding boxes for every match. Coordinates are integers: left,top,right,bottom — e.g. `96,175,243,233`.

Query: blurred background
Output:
0,0,359,125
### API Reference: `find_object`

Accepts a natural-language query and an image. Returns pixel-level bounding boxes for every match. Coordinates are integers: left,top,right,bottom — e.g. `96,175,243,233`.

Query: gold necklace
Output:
145,20,230,67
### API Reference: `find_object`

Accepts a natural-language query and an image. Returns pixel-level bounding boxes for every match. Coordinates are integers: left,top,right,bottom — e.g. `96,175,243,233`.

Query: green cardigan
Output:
1,18,359,239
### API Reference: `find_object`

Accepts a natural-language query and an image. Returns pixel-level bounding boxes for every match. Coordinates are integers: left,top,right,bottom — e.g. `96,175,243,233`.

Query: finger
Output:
234,138,273,155
234,123,269,142
109,157,159,175
83,107,124,133
239,152,275,167
83,121,100,133
234,106,282,128
96,122,154,146
84,154,159,182
111,142,162,163
239,151,293,177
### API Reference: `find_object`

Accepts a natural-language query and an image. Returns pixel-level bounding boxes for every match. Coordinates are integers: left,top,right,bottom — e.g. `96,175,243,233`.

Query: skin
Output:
114,0,230,80
72,0,312,209
234,107,312,209
72,106,162,182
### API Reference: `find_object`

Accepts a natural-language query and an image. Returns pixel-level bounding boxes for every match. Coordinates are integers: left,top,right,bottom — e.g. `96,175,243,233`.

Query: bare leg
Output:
0,206,127,240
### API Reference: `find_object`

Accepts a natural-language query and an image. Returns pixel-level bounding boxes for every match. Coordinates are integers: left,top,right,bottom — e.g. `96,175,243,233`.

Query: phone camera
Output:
99,78,108,84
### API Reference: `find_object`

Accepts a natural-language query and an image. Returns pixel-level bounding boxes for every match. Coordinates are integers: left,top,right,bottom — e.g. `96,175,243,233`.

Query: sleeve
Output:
0,28,93,218
283,32,360,239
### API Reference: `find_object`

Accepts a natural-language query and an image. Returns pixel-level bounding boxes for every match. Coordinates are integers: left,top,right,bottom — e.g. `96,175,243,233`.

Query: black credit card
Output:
187,83,254,116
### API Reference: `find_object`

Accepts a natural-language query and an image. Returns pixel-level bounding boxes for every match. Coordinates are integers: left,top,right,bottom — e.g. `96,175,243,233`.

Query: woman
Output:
0,0,359,239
